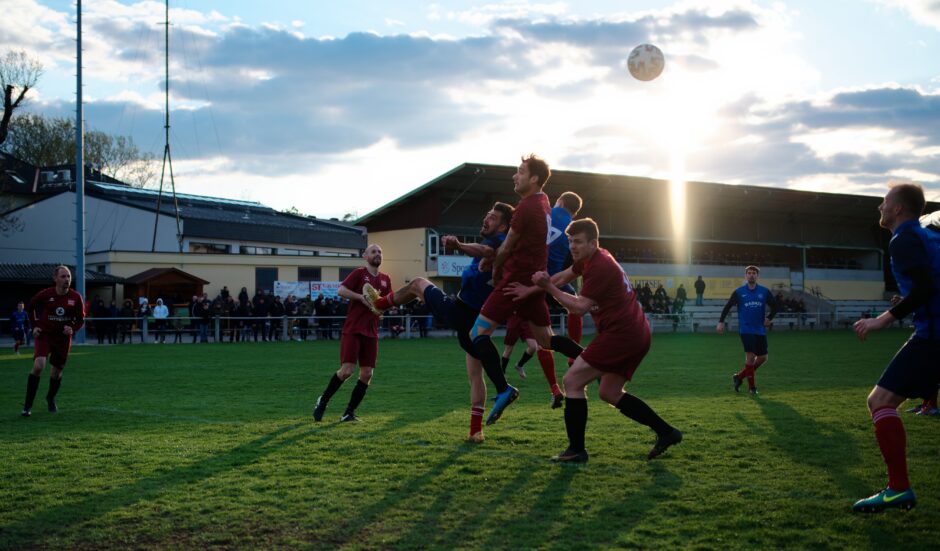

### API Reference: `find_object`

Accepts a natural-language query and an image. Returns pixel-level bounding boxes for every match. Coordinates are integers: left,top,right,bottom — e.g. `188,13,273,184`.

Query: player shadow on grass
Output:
743,399,904,545
0,419,397,548
314,445,475,548
525,461,682,549
743,399,866,495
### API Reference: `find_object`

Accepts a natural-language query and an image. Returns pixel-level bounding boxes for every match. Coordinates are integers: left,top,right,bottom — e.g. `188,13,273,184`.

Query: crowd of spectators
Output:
72,286,434,345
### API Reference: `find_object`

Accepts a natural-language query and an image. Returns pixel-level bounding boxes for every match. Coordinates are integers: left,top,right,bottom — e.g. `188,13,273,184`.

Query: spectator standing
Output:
152,298,169,343
694,275,706,306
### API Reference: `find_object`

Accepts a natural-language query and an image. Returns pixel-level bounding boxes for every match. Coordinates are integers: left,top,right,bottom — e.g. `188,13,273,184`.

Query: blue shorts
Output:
877,336,940,400
740,333,768,356
423,286,480,358
13,328,26,342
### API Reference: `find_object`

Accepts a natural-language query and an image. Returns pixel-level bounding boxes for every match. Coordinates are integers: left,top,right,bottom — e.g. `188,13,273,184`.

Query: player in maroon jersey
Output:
469,154,563,426
21,265,85,417
312,244,392,422
510,219,682,462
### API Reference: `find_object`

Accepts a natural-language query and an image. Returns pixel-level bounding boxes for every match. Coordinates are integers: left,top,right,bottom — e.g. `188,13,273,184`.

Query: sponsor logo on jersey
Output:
55,307,65,316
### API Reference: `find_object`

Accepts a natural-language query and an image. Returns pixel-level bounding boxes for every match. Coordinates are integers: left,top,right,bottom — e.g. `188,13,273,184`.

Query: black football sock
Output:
517,351,534,368
320,373,345,405
345,380,370,414
616,393,672,436
501,356,510,372
24,373,40,410
46,377,62,402
564,397,588,452
472,335,508,393
550,335,584,360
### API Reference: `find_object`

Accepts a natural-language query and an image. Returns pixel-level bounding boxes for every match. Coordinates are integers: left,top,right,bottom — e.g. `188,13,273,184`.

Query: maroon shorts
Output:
481,285,550,327
34,334,72,368
340,332,378,367
503,316,533,346
580,328,651,380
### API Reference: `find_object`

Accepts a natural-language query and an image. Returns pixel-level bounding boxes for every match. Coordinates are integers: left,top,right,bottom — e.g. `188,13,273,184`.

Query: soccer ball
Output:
627,44,665,82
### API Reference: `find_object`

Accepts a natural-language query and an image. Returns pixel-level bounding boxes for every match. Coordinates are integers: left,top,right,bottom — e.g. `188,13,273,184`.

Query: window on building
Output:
190,242,231,254
281,249,317,256
96,264,107,273
319,251,356,257
240,246,275,255
339,267,356,281
255,267,278,293
298,267,322,281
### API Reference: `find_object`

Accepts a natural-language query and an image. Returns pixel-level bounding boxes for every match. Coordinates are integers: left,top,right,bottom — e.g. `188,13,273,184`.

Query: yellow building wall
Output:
366,228,429,287
803,280,884,300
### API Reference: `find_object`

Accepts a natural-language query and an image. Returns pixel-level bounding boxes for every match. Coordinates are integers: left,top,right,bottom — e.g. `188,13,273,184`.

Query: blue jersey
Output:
890,219,940,340
10,310,29,331
720,284,777,336
547,206,572,275
458,233,506,311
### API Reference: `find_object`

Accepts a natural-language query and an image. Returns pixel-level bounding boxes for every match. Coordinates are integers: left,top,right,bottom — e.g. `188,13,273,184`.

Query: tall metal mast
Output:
152,0,183,252
74,0,86,343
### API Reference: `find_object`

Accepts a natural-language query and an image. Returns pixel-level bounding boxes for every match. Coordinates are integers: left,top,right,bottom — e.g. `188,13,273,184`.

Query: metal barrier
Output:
0,309,913,345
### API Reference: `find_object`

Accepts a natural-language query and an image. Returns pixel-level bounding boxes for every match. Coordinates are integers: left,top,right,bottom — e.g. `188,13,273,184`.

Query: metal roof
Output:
0,263,125,284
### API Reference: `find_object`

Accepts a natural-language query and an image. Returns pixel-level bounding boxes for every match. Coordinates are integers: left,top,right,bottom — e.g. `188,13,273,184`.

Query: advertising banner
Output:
309,281,343,299
274,281,312,299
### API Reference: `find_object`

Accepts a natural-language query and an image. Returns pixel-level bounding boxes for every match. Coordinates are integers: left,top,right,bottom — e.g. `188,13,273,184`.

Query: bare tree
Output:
3,113,158,188
0,50,44,146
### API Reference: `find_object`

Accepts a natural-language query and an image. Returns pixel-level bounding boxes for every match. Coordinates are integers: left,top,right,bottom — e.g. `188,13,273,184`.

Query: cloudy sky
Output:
5,0,940,218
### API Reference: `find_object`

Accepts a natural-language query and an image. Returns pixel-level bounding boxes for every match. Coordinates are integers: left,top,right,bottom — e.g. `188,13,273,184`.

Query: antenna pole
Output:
74,0,86,343
152,0,183,253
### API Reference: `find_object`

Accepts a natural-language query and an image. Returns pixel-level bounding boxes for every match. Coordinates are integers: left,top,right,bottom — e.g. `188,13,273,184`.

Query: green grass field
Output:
1,330,938,550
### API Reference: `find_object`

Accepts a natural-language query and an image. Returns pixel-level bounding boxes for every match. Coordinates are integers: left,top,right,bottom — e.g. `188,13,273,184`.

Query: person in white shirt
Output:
153,298,170,343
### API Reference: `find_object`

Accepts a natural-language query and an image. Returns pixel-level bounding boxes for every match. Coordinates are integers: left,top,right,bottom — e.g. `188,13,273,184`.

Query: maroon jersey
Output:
502,192,550,284
573,247,646,335
341,267,392,338
29,287,86,336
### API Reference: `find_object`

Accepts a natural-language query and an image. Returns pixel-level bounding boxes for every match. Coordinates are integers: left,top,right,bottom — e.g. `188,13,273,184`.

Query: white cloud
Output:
877,0,940,30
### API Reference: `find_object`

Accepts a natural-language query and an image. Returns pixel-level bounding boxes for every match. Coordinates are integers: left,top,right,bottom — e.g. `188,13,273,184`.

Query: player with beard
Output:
21,266,85,417
365,203,513,442
312,244,392,422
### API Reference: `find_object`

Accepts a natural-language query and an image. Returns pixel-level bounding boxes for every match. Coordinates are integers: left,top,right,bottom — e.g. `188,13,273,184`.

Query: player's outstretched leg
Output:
613,392,681,460
549,335,584,360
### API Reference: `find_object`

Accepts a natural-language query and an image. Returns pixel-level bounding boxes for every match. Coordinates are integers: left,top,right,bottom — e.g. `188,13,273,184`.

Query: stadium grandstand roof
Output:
356,162,939,250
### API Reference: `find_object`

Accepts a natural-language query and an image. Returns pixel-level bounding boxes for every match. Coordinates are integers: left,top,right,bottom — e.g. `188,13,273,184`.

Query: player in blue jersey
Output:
548,191,584,344
716,266,778,395
851,183,940,513
365,202,513,442
10,301,30,354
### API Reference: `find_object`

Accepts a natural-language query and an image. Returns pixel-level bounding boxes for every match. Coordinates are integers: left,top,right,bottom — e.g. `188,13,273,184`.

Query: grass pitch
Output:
1,330,938,550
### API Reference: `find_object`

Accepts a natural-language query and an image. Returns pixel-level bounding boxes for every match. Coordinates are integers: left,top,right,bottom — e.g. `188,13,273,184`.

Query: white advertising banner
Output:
436,255,473,277
310,281,343,299
274,281,311,299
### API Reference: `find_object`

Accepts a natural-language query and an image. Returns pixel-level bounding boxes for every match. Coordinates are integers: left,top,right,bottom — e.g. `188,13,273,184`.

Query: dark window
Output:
240,246,275,255
298,267,322,281
96,264,107,273
190,242,230,254
255,267,278,293
339,267,356,281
